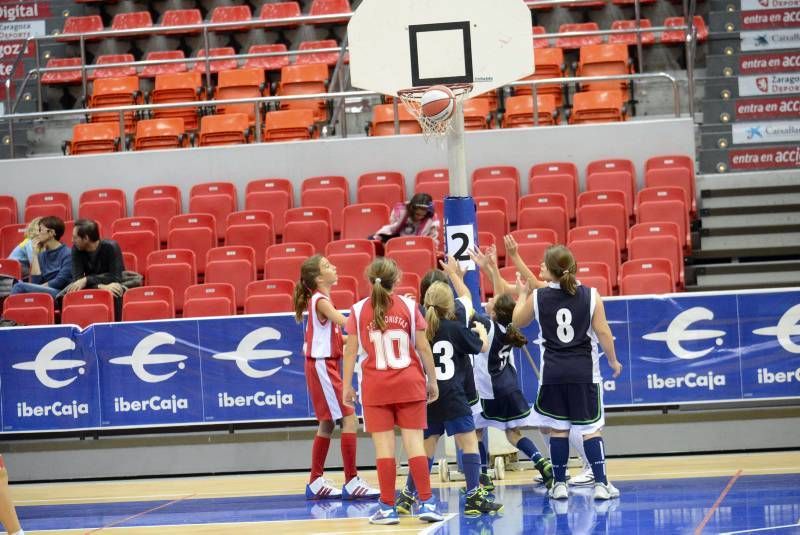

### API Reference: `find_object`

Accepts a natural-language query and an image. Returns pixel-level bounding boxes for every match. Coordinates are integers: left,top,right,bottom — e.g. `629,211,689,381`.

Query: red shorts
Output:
363,400,427,433
305,357,354,422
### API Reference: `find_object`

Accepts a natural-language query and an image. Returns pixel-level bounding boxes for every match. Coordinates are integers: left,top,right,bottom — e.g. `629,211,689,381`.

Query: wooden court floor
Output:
6,451,800,534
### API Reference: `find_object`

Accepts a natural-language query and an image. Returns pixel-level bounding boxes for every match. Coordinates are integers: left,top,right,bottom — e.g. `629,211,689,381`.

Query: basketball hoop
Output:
398,83,473,141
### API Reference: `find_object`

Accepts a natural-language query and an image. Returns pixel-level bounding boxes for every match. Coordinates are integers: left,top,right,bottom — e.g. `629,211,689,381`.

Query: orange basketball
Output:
420,85,455,122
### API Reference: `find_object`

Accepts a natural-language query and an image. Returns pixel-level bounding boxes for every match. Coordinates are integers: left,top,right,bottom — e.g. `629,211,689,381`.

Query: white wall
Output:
0,119,695,213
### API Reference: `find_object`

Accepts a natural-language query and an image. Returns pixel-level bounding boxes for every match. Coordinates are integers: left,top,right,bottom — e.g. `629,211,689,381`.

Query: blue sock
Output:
549,436,569,483
583,437,608,485
462,453,481,494
406,457,434,495
516,437,543,464
478,436,488,474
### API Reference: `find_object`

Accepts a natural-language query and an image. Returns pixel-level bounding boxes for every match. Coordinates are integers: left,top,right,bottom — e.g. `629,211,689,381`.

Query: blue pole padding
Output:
442,196,483,312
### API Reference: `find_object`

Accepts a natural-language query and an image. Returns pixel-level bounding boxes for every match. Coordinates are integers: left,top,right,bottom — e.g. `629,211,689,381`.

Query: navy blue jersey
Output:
426,318,484,423
535,283,598,384
472,314,521,399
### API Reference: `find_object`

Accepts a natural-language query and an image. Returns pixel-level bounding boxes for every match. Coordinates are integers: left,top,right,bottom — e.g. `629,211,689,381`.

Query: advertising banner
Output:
0,289,798,433
732,120,800,144
741,8,800,29
739,51,800,74
739,73,800,95
728,145,800,168
741,0,800,11
735,96,800,119
741,29,800,51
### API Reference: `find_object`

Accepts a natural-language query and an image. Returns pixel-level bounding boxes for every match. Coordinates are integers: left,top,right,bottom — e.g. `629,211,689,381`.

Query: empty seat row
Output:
59,1,351,40
532,17,708,49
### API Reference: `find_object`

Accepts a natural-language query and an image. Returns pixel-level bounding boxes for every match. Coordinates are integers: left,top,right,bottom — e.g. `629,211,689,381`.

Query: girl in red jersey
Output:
294,255,379,501
342,257,443,525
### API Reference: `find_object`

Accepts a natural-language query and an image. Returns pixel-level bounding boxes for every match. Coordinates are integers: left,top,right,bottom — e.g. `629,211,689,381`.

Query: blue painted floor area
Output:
16,473,800,534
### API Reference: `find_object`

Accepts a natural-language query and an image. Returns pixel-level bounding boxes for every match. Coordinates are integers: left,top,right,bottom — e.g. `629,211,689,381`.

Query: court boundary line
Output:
694,469,743,535
86,493,196,534
419,513,458,535
719,522,800,535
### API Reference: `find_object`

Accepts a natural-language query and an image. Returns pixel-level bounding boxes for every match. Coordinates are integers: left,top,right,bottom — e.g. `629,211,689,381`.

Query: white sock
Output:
568,427,590,470
12,530,25,535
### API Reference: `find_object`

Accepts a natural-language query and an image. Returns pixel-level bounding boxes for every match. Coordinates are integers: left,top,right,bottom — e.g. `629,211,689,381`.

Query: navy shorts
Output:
424,413,476,438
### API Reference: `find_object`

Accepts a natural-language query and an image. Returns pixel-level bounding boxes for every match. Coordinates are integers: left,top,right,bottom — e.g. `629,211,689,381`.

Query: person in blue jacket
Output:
11,216,72,298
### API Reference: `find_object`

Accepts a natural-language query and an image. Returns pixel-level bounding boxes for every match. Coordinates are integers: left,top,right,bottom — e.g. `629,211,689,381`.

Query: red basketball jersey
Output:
305,292,343,359
346,294,428,406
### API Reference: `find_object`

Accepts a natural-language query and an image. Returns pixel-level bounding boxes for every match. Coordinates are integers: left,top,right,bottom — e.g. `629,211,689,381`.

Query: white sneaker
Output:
306,476,343,499
568,468,595,487
593,481,620,500
548,481,569,500
342,476,380,500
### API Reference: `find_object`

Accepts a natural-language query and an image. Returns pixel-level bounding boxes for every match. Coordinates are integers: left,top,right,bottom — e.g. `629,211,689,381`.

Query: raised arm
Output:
440,255,470,301
469,245,513,296
503,234,546,290
512,273,535,328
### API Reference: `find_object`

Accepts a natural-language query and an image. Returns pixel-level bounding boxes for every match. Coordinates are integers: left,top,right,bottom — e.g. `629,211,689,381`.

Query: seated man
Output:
64,219,124,296
10,216,72,298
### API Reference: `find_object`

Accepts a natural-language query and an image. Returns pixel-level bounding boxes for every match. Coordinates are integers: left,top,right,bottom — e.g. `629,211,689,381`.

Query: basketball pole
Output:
443,101,483,312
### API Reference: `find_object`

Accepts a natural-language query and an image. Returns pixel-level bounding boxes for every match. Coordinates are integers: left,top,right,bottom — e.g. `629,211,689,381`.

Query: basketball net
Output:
397,83,473,143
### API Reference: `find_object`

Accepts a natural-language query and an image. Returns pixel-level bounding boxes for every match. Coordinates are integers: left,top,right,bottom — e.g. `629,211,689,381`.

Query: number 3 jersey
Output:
427,318,484,423
346,295,428,406
534,282,601,384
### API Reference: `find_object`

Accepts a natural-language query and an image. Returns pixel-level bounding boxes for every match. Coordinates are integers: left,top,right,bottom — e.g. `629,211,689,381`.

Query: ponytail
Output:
504,324,528,347
425,305,440,342
423,281,455,341
293,255,323,322
559,270,577,296
366,257,400,331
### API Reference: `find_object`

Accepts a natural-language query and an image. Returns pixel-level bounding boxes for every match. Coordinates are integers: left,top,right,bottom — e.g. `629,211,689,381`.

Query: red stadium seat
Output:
146,249,197,313
150,70,201,129
25,192,72,222
385,236,437,279
245,44,290,73
341,203,390,241
609,19,656,46
330,275,358,310
112,11,153,34
215,68,269,125
0,225,26,258
183,283,236,318
41,58,83,85
296,39,345,66
122,286,175,321
301,187,347,235
160,9,203,35
475,196,508,214
302,175,349,197
476,210,510,260
576,202,628,253
264,255,306,281
198,113,251,146
627,221,681,253
89,54,136,81
517,205,569,245
529,162,578,221
473,178,519,225
268,242,315,259
628,234,684,289
644,156,696,217
189,182,238,238
358,171,405,191
245,178,293,237
225,210,274,272
328,252,372,298
3,292,55,326
369,104,422,136
0,196,19,228
661,16,708,44
415,168,448,185
111,217,160,274
357,184,404,208
244,280,295,314
325,238,376,258
284,207,333,253
508,241,552,268
0,258,22,280
60,16,103,41
532,26,550,48
134,185,182,243
577,262,612,296
205,246,256,309
309,0,351,25
586,161,635,221
501,94,559,127
568,225,621,256
556,23,602,49
510,228,558,247
194,48,239,74
260,2,302,29
277,63,330,121
396,271,421,301
122,252,138,274
568,238,620,291
141,51,188,78
415,180,449,203
570,90,626,124
79,188,126,238
637,199,691,253
167,214,217,275
263,109,316,142
62,290,115,328
620,258,675,295
209,5,252,33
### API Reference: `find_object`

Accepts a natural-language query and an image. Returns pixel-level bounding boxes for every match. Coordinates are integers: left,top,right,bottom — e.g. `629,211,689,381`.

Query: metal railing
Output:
0,71,683,157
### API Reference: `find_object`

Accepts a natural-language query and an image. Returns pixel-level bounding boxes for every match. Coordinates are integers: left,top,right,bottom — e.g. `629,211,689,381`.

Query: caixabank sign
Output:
1,289,798,433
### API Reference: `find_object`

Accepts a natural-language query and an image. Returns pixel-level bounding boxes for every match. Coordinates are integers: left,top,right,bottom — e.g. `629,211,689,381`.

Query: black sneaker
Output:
479,472,495,491
395,487,416,515
535,457,555,489
465,488,504,516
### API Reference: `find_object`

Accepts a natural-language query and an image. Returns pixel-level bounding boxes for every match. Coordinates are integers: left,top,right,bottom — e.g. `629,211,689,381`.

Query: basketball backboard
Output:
348,0,534,98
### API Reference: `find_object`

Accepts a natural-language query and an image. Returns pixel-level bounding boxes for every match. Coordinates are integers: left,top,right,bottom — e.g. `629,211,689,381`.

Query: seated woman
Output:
370,193,440,250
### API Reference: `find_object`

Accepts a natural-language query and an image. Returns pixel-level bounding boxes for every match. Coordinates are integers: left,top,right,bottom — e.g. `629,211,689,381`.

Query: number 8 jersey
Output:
534,282,600,385
346,295,429,406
